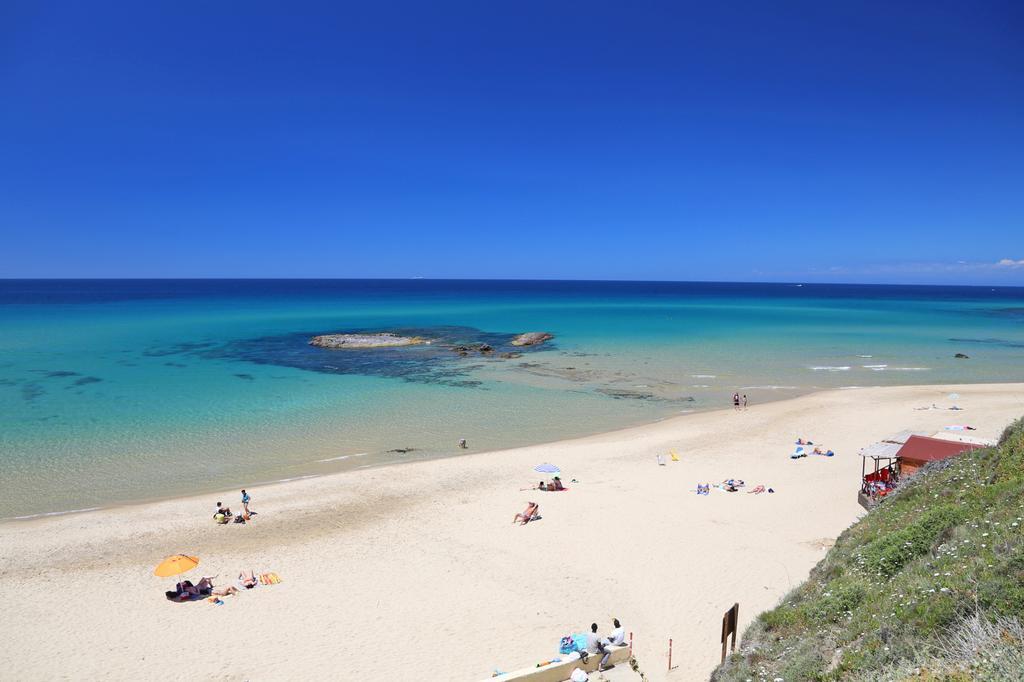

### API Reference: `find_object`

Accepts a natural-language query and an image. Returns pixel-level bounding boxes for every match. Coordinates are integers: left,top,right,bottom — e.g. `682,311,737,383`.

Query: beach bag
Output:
559,636,576,655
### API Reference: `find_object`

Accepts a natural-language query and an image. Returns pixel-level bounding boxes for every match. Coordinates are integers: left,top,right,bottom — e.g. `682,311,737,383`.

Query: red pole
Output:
668,638,672,672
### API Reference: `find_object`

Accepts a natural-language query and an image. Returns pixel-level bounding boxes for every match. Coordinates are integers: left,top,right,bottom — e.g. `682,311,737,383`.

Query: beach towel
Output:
670,450,680,461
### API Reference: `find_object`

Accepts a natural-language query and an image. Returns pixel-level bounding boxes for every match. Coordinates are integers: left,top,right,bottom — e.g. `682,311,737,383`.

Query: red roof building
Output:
896,435,984,476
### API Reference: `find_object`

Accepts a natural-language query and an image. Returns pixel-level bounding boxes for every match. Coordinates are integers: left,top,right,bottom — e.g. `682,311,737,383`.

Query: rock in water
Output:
450,343,494,356
954,353,969,359
309,333,425,349
510,332,554,347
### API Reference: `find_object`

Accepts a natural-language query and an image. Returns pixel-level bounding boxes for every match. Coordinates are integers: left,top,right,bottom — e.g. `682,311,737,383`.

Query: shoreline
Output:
3,383,1022,681
2,379,1012,523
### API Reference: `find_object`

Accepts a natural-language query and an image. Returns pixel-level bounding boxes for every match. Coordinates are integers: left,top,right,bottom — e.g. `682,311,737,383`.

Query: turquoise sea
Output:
2,280,1023,519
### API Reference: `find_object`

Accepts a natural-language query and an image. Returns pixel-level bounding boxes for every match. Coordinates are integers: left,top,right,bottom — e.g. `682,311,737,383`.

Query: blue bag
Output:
559,636,575,654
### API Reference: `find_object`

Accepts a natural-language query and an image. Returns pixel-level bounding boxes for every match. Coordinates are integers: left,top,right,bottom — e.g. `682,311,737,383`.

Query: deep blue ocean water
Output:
2,279,1023,518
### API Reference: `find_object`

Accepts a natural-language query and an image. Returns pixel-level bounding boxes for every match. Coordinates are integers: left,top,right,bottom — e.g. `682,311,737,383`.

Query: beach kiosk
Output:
895,435,984,477
859,432,985,509
858,438,904,510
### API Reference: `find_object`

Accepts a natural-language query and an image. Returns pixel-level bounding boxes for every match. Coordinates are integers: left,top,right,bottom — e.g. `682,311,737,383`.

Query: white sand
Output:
1,383,1021,681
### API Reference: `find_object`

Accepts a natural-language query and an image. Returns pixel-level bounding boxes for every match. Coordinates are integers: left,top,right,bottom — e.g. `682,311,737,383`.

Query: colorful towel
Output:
259,572,282,585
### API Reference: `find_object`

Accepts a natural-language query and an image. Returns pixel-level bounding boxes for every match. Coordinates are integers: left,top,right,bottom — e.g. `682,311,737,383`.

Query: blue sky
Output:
1,1,1022,283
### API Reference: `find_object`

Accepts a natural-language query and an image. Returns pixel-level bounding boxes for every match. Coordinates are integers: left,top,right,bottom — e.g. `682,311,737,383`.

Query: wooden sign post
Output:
721,602,739,663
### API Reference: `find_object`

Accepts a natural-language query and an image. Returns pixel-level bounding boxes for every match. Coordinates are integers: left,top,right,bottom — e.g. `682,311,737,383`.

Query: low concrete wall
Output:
483,644,631,682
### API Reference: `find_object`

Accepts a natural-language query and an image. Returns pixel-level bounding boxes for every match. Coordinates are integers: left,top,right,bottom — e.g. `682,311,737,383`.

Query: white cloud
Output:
996,258,1024,268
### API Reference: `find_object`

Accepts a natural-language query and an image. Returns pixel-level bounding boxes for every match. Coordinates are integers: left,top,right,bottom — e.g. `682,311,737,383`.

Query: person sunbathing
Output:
211,583,240,597
176,577,215,597
551,476,565,490
536,481,549,491
748,485,766,494
513,502,539,525
174,580,196,597
238,570,258,589
795,438,813,445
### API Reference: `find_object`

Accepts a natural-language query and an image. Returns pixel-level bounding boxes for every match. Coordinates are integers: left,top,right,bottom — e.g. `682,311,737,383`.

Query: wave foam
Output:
8,506,102,521
810,366,851,372
867,366,931,372
317,452,369,463
271,474,318,484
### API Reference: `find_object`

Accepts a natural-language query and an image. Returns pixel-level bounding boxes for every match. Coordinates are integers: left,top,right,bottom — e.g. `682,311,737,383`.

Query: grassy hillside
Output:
712,418,1024,681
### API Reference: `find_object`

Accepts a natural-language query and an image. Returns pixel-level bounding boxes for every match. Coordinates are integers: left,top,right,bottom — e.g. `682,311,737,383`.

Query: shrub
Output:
712,416,1024,682
858,504,962,578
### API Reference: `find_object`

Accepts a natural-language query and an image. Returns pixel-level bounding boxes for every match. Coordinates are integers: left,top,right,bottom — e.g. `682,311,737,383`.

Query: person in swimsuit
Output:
238,570,258,589
513,502,539,525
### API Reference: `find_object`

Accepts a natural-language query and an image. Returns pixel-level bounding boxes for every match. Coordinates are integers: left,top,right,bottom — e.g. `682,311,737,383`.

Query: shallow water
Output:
2,279,1023,518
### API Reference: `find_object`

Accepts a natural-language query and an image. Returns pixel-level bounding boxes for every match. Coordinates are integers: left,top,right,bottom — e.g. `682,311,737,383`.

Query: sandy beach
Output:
1,383,1021,681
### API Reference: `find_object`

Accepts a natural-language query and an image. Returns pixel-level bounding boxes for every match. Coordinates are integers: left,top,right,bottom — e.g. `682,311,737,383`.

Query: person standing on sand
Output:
733,393,740,409
241,489,252,515
742,394,748,409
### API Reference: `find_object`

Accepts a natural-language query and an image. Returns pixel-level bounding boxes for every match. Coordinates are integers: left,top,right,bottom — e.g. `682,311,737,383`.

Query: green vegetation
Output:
712,418,1024,682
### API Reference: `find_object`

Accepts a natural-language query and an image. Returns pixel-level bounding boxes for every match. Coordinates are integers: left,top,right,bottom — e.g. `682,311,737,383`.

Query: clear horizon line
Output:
1,276,1023,289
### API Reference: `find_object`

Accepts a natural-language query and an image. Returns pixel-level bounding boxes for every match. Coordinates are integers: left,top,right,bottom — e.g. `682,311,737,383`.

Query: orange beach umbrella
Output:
154,554,200,577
